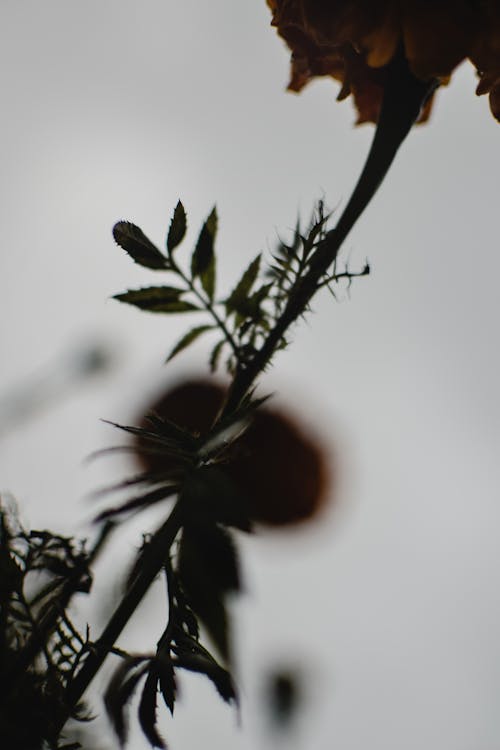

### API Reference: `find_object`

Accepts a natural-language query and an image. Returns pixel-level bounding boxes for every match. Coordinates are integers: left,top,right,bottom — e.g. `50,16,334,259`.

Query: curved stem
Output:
222,57,437,414
54,52,437,743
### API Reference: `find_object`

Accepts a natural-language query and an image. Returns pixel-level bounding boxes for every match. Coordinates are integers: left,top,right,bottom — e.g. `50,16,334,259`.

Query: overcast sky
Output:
1,3,500,749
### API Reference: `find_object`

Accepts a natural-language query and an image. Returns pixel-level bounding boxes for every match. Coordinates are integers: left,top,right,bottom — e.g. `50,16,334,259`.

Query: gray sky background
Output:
1,2,500,749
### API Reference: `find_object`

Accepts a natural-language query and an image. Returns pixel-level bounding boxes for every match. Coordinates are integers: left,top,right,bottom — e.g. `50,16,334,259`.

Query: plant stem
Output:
56,501,184,734
6,522,114,690
172,261,240,358
55,51,437,744
223,57,437,414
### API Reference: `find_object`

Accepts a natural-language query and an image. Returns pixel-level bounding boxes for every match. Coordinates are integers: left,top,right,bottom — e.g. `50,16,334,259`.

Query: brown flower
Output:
135,379,331,527
267,1,500,123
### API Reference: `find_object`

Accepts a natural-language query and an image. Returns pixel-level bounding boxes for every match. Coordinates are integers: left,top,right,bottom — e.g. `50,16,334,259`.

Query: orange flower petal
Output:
268,0,500,123
402,2,472,79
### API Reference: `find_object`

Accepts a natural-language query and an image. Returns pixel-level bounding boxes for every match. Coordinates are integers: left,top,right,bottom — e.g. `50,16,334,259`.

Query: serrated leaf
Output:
158,659,176,715
104,657,148,746
177,651,236,704
237,282,274,322
225,255,261,313
167,201,187,254
206,663,237,703
166,325,214,363
248,282,273,308
138,670,166,749
113,222,167,270
201,252,216,301
113,287,200,313
191,207,217,280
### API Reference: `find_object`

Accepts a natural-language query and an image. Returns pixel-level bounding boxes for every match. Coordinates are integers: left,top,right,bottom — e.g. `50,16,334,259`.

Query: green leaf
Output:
225,254,261,313
113,221,167,270
242,282,274,321
191,207,217,280
248,282,273,308
166,325,214,363
113,287,200,313
201,252,216,302
167,200,187,254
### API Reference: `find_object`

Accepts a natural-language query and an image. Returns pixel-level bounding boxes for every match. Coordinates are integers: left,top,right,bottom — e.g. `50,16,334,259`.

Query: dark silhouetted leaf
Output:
191,208,217,281
247,282,273,314
0,546,23,596
176,650,237,704
166,325,214,363
113,287,200,313
90,470,173,499
103,416,197,457
206,663,237,703
171,577,200,639
104,657,148,746
158,658,176,715
178,523,239,659
166,200,187,254
225,254,261,313
201,252,216,302
113,222,167,270
138,670,166,749
95,484,178,522
182,467,251,531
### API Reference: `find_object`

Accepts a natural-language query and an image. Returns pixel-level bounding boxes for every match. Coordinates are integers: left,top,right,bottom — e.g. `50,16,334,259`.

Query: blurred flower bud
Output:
134,379,331,527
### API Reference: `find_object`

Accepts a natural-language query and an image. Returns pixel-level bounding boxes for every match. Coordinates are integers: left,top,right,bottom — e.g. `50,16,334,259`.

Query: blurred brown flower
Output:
267,1,500,123
135,380,331,527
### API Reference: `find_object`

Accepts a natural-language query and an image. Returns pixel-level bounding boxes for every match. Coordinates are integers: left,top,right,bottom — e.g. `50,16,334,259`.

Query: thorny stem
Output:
319,266,370,290
55,501,184,735
222,56,437,415
53,53,437,745
171,259,241,359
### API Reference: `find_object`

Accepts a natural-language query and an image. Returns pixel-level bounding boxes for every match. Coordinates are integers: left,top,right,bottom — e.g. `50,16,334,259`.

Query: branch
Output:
222,55,437,414
55,501,184,735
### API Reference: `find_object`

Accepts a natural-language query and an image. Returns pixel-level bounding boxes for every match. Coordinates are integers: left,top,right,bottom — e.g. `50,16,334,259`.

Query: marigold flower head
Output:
267,0,500,123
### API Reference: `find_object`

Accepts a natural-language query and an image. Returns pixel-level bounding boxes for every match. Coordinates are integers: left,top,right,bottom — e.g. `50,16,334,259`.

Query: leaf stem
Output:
172,261,240,359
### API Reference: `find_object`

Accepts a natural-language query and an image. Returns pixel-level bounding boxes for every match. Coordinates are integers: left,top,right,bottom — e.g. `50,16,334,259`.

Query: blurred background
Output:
1,2,500,748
